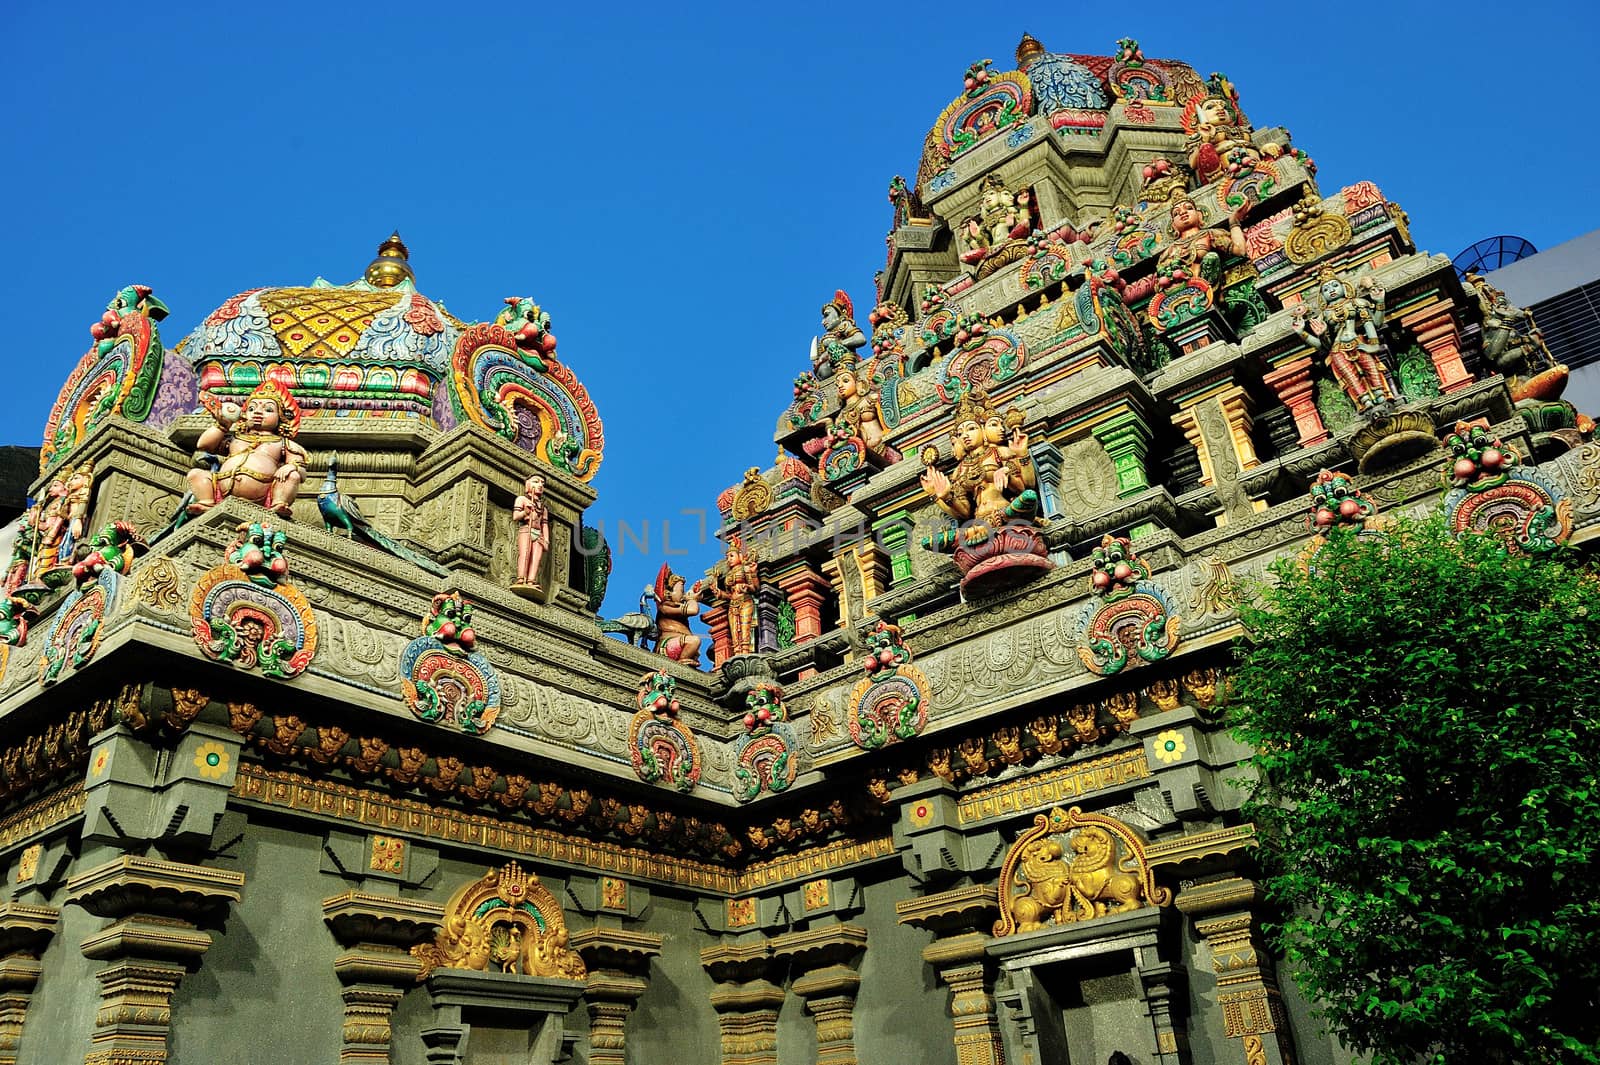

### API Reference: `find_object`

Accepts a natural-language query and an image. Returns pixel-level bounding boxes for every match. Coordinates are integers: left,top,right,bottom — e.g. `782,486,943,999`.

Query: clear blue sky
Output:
5,2,1598,620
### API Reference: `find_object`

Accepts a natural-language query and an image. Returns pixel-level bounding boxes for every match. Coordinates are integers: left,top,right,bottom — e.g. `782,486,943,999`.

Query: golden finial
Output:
1016,32,1046,68
364,231,415,288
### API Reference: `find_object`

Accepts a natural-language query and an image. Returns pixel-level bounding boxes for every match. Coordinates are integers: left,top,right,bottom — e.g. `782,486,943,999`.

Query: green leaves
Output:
1229,516,1600,1065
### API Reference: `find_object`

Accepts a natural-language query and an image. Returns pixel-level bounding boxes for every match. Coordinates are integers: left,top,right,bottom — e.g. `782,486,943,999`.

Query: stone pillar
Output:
896,884,1007,1065
820,556,851,630
1262,354,1329,447
1217,387,1262,471
854,542,891,606
1180,877,1296,1065
757,584,785,653
870,511,916,585
1400,303,1472,394
1092,412,1154,498
0,902,58,1065
771,924,868,1065
701,941,784,1065
322,891,444,1064
1028,441,1065,519
570,926,663,1065
775,568,831,645
703,601,732,667
67,855,245,1065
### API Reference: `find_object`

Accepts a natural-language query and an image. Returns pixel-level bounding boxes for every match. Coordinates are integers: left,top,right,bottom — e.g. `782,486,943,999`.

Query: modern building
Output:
1483,228,1600,416
0,32,1594,1065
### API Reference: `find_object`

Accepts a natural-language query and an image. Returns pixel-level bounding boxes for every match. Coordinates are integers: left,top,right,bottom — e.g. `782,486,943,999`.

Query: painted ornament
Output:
1441,422,1571,554
41,568,119,685
191,522,317,679
848,620,930,749
733,682,799,803
400,591,501,735
1077,535,1180,675
628,670,701,793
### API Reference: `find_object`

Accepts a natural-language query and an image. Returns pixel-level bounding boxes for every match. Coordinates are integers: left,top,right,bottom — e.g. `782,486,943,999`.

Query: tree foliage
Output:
1229,516,1600,1065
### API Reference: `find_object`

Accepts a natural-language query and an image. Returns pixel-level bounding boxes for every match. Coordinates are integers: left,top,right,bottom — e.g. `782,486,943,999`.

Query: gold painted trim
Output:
956,749,1149,825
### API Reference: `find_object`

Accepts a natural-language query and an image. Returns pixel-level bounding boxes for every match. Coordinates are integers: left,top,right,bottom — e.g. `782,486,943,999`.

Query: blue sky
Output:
5,2,1598,619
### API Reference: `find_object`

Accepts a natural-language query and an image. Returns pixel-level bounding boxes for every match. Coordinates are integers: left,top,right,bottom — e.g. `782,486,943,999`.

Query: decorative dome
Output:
172,238,604,480
181,281,458,421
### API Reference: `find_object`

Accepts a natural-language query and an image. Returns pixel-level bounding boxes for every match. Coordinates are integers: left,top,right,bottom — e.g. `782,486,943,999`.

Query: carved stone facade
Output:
0,29,1595,1065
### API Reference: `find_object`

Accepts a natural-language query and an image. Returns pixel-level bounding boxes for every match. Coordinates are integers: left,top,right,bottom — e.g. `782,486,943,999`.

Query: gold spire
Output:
364,231,415,288
1016,32,1046,69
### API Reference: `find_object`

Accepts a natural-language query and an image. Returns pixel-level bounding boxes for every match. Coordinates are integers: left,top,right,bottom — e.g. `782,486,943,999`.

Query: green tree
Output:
1229,516,1600,1065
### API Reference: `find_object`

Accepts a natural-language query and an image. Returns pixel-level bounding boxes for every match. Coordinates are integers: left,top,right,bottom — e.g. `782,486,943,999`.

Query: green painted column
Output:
1092,412,1153,498
871,511,916,585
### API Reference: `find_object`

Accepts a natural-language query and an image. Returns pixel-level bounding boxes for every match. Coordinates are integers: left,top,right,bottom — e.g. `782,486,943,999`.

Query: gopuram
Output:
2,33,1596,1065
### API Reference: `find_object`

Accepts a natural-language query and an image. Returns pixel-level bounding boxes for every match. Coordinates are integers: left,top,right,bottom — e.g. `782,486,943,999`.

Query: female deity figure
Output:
63,461,95,550
649,563,704,667
512,474,550,596
918,389,1040,541
809,290,866,381
833,369,889,459
1157,197,1247,288
187,382,307,518
705,537,759,658
1291,267,1395,413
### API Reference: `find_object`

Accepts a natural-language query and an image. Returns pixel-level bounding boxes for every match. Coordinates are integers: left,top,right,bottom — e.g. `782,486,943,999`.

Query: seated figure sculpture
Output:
918,389,1052,593
186,382,307,518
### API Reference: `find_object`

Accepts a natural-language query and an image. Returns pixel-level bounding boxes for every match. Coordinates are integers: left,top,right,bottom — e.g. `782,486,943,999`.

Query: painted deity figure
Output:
1183,74,1281,186
186,382,307,518
1465,271,1564,398
4,511,33,593
961,174,1035,265
1292,268,1395,413
1158,197,1247,289
706,538,759,659
63,461,95,550
650,563,704,667
918,390,1040,542
810,290,866,381
833,369,888,458
512,475,550,595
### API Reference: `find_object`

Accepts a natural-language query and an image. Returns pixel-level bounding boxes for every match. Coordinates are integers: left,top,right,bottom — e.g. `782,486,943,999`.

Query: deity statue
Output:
511,474,549,596
919,389,1040,536
1157,197,1247,289
186,382,307,518
1291,267,1396,414
960,174,1036,267
4,511,33,593
1465,271,1567,401
705,537,760,659
63,461,95,550
810,290,866,381
27,474,74,584
832,368,890,460
649,563,704,667
1183,73,1282,186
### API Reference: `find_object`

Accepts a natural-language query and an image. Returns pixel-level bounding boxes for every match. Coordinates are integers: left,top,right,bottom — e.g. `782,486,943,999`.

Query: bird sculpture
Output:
317,453,451,577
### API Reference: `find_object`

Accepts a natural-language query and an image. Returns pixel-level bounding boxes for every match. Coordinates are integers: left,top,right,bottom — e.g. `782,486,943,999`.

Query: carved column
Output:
1092,411,1154,498
757,584,785,653
1027,441,1065,519
701,940,784,1065
0,902,58,1065
869,511,916,585
1262,354,1329,447
771,924,868,1065
323,891,443,1064
1217,388,1261,472
853,542,891,606
67,855,245,1065
896,884,1007,1065
570,927,662,1065
1399,302,1472,394
703,601,732,667
775,568,831,645
1180,877,1296,1065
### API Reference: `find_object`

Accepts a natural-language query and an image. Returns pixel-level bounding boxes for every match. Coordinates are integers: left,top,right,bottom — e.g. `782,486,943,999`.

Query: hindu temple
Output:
1,32,1595,1065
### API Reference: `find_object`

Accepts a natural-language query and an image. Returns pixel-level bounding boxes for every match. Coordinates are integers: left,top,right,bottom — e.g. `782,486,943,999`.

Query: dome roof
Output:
181,272,461,422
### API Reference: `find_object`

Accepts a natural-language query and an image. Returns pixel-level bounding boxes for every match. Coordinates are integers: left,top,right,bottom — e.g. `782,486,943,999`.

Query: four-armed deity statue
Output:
1291,266,1396,414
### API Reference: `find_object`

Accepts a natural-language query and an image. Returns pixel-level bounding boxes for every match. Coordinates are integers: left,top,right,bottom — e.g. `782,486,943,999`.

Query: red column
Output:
1401,304,1473,394
1263,354,1329,447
